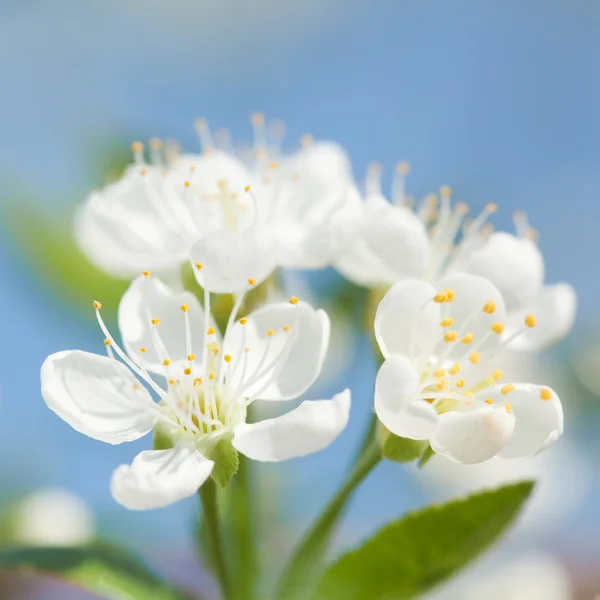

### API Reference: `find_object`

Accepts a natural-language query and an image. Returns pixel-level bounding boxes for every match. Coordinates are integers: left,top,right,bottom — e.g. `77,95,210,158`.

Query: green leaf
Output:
206,437,240,488
0,543,191,600
312,481,535,600
381,431,429,463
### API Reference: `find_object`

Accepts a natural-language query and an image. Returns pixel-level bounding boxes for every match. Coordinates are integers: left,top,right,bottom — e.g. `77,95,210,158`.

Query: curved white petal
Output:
233,389,350,461
190,229,276,294
375,280,440,360
74,166,193,278
495,384,564,459
431,406,515,464
223,301,329,401
374,355,438,440
436,273,507,357
118,275,206,374
110,443,214,510
41,351,156,444
505,284,577,351
463,232,545,311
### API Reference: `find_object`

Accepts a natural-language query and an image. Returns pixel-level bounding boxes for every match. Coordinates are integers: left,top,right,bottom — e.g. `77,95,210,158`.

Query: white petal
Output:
436,273,507,356
233,390,350,461
505,284,577,351
431,406,515,464
374,280,440,360
110,444,214,510
374,355,439,440
463,232,545,311
190,229,276,294
41,351,156,444
74,167,192,278
118,275,206,374
495,385,564,459
223,301,329,400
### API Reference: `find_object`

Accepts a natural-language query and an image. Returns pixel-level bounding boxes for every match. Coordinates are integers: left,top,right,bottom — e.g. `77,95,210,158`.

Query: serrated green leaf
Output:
312,481,535,600
206,437,240,487
0,543,191,600
381,431,429,463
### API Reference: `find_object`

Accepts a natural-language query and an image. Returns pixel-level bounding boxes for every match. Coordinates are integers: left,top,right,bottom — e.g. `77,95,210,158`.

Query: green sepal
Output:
205,435,240,487
152,423,175,451
379,425,429,463
417,445,436,468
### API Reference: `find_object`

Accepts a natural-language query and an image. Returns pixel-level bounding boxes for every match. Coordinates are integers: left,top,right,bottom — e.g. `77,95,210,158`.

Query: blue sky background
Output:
0,0,599,595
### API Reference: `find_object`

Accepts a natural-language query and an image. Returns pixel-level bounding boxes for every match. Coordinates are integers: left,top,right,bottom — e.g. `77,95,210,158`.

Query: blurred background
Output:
1,0,599,598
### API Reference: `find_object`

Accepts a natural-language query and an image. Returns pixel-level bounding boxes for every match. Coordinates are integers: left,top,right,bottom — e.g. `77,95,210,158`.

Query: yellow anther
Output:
143,270,151,277
396,161,410,175
461,333,474,344
289,296,299,305
440,185,452,197
180,304,189,312
267,329,275,336
103,339,111,346
244,347,250,352
483,301,496,314
224,354,232,363
485,202,498,213
187,354,196,361
139,168,147,176
524,314,536,328
213,347,220,356
455,379,465,388
463,391,474,398
151,318,160,325
269,162,278,169
168,379,176,385
540,388,552,401
163,359,171,366
465,401,473,405
251,112,264,125
263,177,271,184
92,300,102,310
492,369,503,381
455,202,469,215
245,185,251,192
239,318,248,325
484,398,493,405
207,327,215,335
433,368,445,378
504,402,513,413
149,137,162,149
131,141,144,153
444,289,455,302
469,352,480,364
183,367,191,375
139,347,147,354
444,331,458,342
283,325,291,332
491,322,505,334
195,262,203,270
501,384,515,395
436,380,446,391
209,372,215,380
184,181,190,188
248,278,256,286
448,364,460,376
440,317,454,327
433,292,447,303
194,378,203,386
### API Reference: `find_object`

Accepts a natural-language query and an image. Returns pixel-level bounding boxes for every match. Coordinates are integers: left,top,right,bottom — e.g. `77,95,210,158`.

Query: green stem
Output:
199,480,231,599
274,440,382,600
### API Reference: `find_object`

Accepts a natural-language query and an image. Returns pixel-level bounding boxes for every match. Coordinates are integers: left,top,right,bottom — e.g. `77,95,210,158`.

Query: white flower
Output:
75,118,358,285
373,273,563,464
40,273,350,510
335,166,576,350
14,488,95,547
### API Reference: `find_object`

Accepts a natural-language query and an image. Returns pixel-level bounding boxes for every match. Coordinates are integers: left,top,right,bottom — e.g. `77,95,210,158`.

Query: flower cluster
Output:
40,114,574,511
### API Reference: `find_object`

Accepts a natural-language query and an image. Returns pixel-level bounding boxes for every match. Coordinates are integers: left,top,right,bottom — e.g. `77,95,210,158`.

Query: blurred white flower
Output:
40,273,350,510
335,166,576,351
15,488,95,547
75,117,358,284
425,552,573,600
374,274,563,464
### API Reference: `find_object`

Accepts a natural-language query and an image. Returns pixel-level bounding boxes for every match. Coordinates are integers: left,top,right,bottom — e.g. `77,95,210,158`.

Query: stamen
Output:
448,364,460,376
501,384,514,395
483,301,496,314
484,398,493,405
195,118,213,151
195,262,203,270
151,318,160,325
491,322,504,334
92,301,102,310
444,331,458,342
392,161,410,206
289,296,299,305
365,162,382,197
492,369,502,381
461,333,474,344
131,141,144,165
504,402,513,413
248,278,256,286
103,339,111,346
440,317,453,327
143,271,151,278
469,352,480,364
540,388,552,401
525,314,536,328
240,318,248,325
433,368,445,378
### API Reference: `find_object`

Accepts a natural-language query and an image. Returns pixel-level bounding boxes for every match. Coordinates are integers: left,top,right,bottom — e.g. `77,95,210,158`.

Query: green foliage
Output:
381,430,429,463
312,481,535,600
0,544,191,600
206,437,240,488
